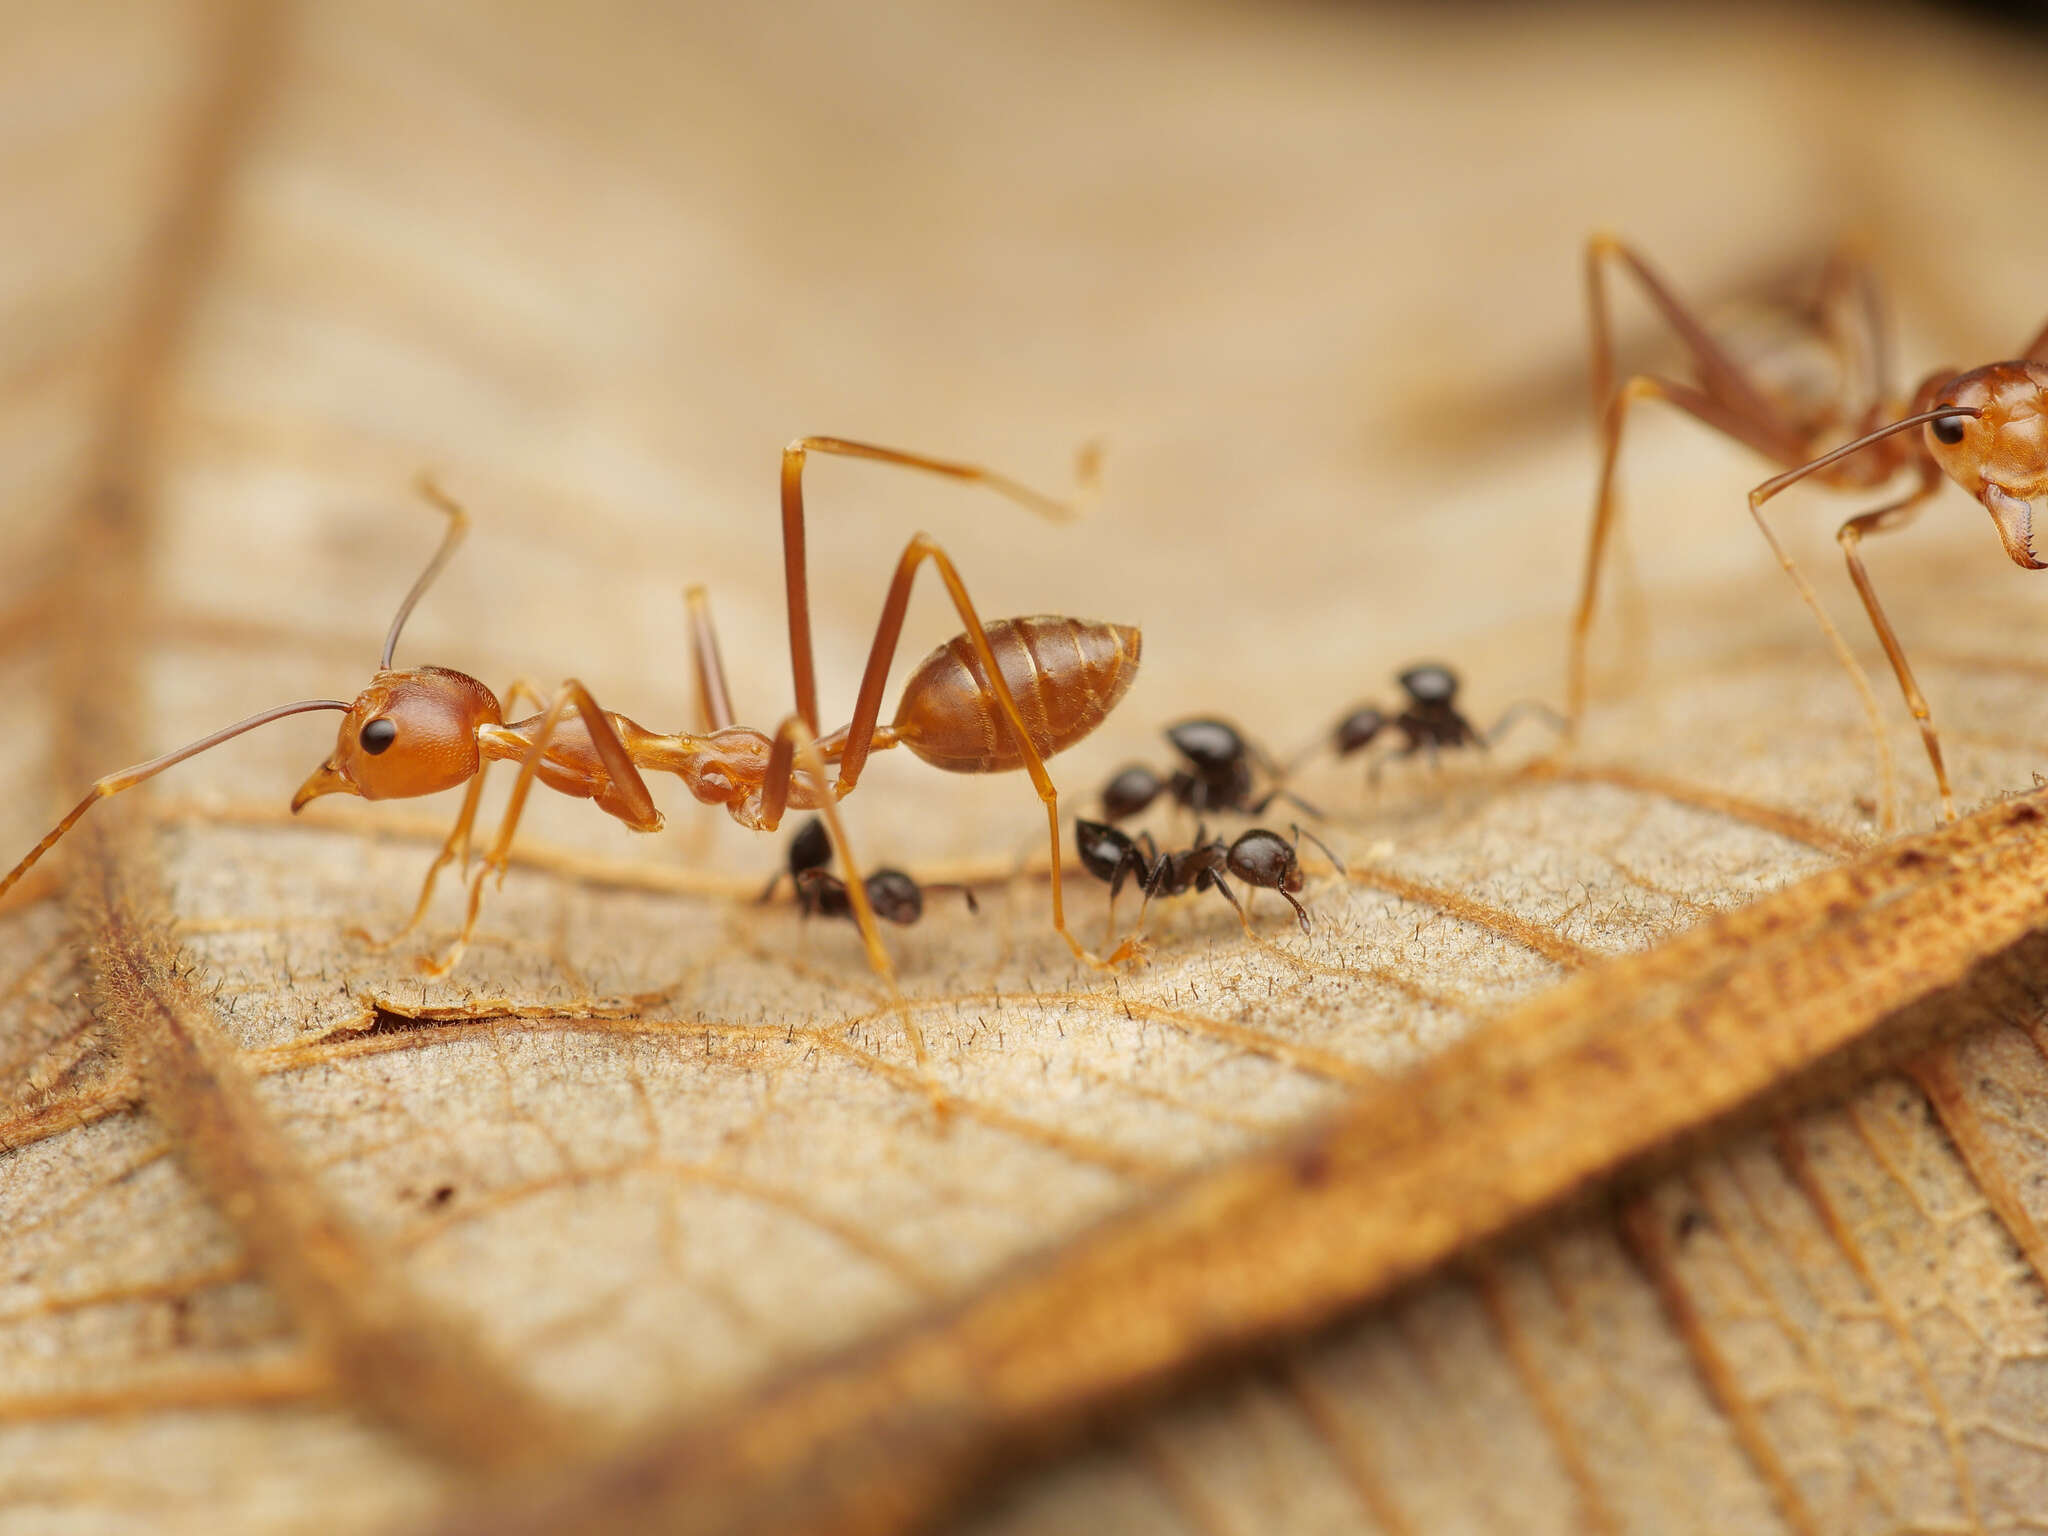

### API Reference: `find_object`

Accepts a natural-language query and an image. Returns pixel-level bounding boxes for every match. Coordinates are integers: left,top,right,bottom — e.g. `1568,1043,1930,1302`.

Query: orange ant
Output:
1,439,1142,999
1566,234,2048,828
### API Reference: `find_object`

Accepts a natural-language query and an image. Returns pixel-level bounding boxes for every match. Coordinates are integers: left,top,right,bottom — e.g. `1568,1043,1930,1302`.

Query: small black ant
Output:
1330,663,1561,771
760,816,977,927
1100,718,1318,822
1073,818,1341,935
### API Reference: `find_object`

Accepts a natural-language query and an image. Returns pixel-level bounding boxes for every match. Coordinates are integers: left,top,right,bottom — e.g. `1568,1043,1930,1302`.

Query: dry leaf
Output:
8,3,2048,1534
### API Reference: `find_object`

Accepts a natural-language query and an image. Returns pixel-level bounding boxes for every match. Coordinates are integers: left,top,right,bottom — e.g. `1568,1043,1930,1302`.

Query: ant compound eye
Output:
360,717,398,755
1931,413,1968,447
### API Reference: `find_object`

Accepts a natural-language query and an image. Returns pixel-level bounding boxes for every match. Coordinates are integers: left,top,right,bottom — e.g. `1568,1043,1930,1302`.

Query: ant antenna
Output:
381,474,471,671
1290,822,1346,875
1750,406,1980,508
0,698,352,902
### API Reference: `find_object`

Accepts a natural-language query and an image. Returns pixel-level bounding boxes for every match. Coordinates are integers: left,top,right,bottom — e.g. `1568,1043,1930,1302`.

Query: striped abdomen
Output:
891,616,1141,774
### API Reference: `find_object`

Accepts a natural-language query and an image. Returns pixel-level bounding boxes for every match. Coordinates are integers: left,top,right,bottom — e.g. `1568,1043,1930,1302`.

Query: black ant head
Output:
1332,704,1387,757
1924,363,2048,569
1101,764,1163,821
1398,663,1460,710
865,869,924,925
1165,718,1246,774
292,666,502,810
787,816,832,876
1074,818,1140,884
1226,829,1302,893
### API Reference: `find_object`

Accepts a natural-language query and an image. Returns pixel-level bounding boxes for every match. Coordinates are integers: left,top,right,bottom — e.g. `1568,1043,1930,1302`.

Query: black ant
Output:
1099,718,1317,822
759,816,976,927
1329,663,1561,773
1073,818,1341,936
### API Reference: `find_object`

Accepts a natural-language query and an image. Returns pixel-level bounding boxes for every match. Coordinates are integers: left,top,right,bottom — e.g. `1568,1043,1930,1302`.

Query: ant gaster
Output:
1567,234,2048,826
1100,718,1315,822
759,816,977,927
2,440,1141,991
1074,818,1341,936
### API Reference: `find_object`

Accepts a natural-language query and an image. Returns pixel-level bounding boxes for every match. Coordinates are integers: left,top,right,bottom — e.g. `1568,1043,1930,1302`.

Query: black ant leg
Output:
1200,869,1253,933
1276,887,1310,932
1250,785,1327,820
1485,699,1570,747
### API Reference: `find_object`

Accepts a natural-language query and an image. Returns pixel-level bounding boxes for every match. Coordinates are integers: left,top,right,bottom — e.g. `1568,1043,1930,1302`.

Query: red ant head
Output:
291,667,502,809
1926,362,2048,569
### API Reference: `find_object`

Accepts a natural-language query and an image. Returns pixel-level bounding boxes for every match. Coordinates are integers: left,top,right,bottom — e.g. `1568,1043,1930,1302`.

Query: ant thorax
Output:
631,726,836,830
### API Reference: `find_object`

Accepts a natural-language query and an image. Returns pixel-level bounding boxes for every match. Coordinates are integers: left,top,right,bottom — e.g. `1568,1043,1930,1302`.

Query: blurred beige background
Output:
9,4,2048,1533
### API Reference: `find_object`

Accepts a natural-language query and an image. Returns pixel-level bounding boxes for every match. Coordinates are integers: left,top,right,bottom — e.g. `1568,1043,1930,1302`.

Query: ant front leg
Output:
1833,468,1952,819
422,679,661,977
355,677,551,952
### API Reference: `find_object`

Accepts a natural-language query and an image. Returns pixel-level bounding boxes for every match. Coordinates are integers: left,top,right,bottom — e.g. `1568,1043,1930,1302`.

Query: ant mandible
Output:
759,815,978,927
1,438,1141,987
1566,234,2048,827
1099,718,1317,822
